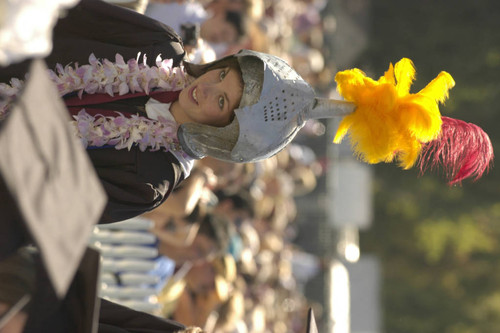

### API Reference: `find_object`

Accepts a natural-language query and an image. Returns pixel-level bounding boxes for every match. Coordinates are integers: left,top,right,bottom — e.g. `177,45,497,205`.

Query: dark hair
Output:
184,54,243,87
207,57,241,76
215,190,255,219
224,10,247,39
198,213,233,252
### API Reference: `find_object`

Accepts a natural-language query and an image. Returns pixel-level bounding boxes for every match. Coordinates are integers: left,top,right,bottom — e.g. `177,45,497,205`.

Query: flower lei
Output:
0,53,194,153
74,110,181,152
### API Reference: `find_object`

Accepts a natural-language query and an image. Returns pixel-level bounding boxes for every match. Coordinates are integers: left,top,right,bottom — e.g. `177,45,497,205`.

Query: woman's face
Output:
171,66,243,127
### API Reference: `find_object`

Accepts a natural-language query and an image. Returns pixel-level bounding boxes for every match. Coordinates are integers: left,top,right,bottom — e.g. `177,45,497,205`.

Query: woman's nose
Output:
199,82,218,101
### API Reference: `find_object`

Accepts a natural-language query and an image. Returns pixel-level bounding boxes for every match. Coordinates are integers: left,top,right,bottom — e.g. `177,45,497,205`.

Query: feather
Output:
418,71,455,104
334,58,493,185
334,58,452,169
394,58,416,96
418,116,494,185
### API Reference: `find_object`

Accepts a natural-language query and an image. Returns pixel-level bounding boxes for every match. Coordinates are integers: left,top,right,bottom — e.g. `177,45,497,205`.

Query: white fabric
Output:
0,0,80,66
145,2,207,36
145,97,194,177
0,60,106,297
207,41,230,59
91,217,177,314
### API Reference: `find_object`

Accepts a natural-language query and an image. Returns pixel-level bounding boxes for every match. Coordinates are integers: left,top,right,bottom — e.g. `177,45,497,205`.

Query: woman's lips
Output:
189,86,198,105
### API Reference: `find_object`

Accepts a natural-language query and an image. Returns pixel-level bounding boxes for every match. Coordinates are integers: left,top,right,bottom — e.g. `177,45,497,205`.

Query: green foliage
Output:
415,215,496,264
359,1,500,331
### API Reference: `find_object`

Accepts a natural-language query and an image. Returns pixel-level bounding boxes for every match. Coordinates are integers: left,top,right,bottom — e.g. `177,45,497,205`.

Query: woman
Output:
59,54,245,223
2,0,491,225
1,0,246,223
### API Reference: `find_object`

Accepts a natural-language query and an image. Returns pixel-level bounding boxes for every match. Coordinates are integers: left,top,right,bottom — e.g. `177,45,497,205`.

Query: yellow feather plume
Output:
333,58,455,169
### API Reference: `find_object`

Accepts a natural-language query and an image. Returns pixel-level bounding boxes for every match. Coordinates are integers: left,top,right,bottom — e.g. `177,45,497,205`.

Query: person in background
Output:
156,212,235,319
213,189,254,228
171,254,237,329
158,211,233,266
146,0,248,58
143,164,218,248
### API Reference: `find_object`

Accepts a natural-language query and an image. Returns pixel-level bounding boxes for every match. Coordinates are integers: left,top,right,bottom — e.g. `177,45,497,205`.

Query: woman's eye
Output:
219,70,226,80
218,96,225,109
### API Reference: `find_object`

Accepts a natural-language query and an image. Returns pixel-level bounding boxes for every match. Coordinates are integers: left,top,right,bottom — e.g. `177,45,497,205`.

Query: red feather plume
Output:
417,116,494,185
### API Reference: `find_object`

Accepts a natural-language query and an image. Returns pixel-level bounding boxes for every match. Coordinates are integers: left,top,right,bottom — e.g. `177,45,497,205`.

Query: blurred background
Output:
358,2,500,333
99,0,500,332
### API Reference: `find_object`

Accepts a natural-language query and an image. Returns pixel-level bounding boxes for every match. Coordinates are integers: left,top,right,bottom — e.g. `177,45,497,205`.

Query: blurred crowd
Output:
93,140,325,332
94,0,331,331
106,0,334,93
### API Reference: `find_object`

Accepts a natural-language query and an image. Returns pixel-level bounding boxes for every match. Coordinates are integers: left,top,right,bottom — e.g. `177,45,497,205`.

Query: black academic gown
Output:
98,299,186,333
85,113,185,224
60,0,189,223
1,0,190,223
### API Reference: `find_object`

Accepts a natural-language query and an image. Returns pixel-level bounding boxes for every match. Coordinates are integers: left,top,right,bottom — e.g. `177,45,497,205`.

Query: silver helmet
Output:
179,49,355,163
